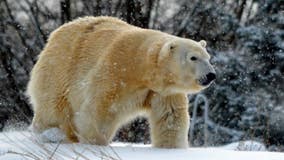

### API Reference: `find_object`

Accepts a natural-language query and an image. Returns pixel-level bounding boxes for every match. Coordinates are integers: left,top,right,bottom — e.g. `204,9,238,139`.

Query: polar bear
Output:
27,16,216,148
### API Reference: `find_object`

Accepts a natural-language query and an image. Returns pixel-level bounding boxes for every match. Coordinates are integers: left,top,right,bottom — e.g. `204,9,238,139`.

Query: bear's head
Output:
155,38,216,94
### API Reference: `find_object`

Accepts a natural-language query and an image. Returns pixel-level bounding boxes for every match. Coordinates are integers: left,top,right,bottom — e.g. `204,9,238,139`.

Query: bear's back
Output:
42,16,131,56
28,17,134,106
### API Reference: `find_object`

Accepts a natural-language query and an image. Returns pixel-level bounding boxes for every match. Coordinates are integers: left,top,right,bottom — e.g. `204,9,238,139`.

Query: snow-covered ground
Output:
1,131,284,160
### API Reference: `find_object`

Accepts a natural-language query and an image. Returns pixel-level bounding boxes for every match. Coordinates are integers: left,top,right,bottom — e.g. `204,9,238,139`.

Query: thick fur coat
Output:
27,16,215,148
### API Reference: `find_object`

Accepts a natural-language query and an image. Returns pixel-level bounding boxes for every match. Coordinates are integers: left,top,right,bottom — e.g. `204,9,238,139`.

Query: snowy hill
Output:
1,131,284,160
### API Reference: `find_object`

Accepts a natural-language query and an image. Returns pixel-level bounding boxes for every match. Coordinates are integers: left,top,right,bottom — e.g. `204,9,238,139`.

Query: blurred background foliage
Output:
0,0,283,151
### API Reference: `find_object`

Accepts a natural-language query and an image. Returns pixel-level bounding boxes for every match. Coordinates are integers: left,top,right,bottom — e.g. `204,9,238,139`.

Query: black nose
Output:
200,72,216,86
206,72,216,82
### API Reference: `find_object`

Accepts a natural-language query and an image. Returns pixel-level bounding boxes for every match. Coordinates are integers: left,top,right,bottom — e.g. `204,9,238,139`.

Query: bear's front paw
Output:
153,139,188,148
153,144,188,149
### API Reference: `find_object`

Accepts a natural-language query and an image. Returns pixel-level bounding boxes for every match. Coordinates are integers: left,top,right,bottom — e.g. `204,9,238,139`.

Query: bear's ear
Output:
169,43,177,52
158,41,176,62
199,40,207,48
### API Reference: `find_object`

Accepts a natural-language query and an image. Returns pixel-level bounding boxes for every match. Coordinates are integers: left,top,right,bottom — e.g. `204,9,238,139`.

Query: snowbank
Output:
0,131,284,160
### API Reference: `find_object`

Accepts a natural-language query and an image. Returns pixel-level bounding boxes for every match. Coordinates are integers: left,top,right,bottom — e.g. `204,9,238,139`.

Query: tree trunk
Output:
60,0,71,24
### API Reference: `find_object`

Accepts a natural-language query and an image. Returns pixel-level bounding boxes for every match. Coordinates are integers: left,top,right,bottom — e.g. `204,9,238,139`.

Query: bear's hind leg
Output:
31,103,59,133
31,100,78,143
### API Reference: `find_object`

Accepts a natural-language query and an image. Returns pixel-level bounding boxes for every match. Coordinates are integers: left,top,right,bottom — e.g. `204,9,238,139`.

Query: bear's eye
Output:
190,56,197,61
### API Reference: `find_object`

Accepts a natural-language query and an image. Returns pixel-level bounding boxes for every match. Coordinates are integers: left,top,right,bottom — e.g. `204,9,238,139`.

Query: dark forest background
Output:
0,0,283,151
